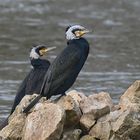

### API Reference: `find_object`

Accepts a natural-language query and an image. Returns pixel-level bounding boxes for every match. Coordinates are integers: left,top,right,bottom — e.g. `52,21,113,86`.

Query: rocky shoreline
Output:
0,80,140,140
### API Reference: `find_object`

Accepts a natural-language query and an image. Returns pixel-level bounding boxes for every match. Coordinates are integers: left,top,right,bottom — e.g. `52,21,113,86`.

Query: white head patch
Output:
30,47,40,59
65,25,85,40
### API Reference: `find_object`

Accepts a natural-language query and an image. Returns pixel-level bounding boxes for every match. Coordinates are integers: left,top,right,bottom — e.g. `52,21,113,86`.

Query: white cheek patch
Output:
66,30,75,40
65,25,85,40
30,48,40,59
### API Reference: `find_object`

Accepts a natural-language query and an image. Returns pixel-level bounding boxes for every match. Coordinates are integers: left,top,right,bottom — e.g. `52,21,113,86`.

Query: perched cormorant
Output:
23,25,90,113
0,45,55,130
11,45,56,114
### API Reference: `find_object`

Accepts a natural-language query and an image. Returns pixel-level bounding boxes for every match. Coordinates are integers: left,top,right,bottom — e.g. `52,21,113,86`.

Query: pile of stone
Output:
0,80,140,140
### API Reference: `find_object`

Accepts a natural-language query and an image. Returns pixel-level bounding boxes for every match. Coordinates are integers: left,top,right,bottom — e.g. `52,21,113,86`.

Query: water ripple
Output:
0,61,28,65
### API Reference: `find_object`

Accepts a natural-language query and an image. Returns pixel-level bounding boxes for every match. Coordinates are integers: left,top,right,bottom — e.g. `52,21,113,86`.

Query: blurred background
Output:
0,0,140,120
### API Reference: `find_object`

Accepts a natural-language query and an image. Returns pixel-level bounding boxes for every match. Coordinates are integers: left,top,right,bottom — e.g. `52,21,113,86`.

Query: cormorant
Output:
11,45,56,114
23,25,90,113
0,45,55,130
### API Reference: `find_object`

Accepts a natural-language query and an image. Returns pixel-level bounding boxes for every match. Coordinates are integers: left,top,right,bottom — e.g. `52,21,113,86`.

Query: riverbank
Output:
0,80,140,140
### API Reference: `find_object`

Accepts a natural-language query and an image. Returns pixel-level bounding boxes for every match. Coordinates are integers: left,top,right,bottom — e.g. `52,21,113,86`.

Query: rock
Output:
0,114,26,140
111,104,121,112
57,95,82,129
14,94,40,114
109,80,140,139
89,107,140,140
80,92,113,114
119,80,140,112
80,135,96,140
1,85,140,140
89,114,112,140
109,135,132,140
67,90,87,106
23,103,65,140
80,112,96,132
0,94,33,140
110,109,140,140
89,108,140,140
61,129,82,140
110,80,140,140
80,92,112,132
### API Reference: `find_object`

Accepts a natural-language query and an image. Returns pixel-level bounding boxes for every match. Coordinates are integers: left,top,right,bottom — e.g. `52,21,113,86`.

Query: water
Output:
0,0,140,120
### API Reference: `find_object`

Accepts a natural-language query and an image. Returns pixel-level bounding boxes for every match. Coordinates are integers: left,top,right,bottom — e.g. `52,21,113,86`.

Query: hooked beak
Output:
44,46,56,52
75,29,91,37
39,46,56,56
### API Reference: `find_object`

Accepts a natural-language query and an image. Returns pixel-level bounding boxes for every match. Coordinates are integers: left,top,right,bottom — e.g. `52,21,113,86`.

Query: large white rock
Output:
66,90,87,106
119,80,140,112
80,92,113,114
110,109,140,140
80,92,112,132
0,94,33,140
57,95,82,129
89,81,140,140
23,103,65,140
89,114,112,140
0,114,26,140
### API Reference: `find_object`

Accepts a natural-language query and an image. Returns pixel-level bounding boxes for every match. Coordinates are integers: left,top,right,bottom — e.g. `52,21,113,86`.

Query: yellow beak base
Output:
75,30,90,37
39,47,56,56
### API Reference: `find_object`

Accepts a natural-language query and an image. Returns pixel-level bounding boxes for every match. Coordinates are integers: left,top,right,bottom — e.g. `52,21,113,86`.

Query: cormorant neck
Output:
67,37,85,45
30,58,50,68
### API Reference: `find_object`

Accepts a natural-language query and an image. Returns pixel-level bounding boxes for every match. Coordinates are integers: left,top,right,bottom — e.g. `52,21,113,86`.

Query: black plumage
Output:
23,25,90,113
44,38,89,98
0,45,55,130
10,58,50,114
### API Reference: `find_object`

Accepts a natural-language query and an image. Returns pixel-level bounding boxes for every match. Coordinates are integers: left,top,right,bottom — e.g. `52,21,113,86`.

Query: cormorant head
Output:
30,45,56,59
65,25,89,40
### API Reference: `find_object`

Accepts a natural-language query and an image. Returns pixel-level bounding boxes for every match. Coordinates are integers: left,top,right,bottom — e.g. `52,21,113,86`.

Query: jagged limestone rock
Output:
57,95,82,129
80,92,113,114
110,110,140,140
80,92,112,132
0,114,26,140
1,83,140,140
119,80,140,112
23,103,65,140
0,94,33,140
67,90,87,106
89,114,111,140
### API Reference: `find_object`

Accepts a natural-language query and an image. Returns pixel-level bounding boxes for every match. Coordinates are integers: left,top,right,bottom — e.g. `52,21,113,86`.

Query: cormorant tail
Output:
23,95,42,113
0,117,8,130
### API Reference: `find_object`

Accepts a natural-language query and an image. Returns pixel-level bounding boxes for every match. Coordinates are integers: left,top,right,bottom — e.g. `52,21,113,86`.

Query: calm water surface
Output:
0,0,140,120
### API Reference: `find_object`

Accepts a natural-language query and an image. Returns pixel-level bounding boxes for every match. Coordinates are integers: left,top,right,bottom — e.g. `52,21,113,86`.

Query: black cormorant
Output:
23,25,90,113
11,45,56,114
0,45,55,130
